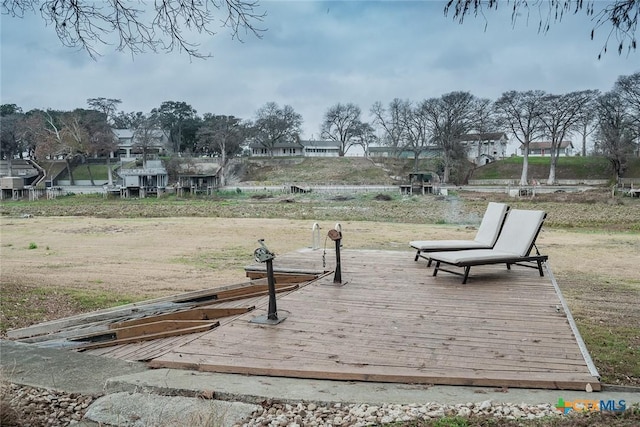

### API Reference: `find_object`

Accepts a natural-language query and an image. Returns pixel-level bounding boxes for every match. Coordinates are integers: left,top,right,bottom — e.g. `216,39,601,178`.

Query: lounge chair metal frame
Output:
431,212,548,284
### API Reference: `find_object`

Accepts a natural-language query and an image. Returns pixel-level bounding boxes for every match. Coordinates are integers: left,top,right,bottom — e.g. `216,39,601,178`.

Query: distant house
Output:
522,141,574,157
113,129,171,159
176,162,221,195
302,140,342,157
457,132,508,165
118,160,168,198
248,141,304,157
367,146,397,158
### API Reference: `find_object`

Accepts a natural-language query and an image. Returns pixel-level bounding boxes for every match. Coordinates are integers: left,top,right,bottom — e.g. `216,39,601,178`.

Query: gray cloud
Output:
1,0,637,138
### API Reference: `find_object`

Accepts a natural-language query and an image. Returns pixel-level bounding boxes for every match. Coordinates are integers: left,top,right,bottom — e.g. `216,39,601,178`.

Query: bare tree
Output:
539,90,599,184
29,110,83,185
78,109,118,185
352,122,377,158
2,0,265,59
420,92,477,183
371,99,409,156
494,90,546,186
251,102,302,157
445,0,638,59
471,98,497,164
614,72,640,149
595,91,636,181
574,91,600,156
64,114,97,184
616,72,640,112
133,115,163,167
400,101,431,172
321,103,366,157
196,114,247,185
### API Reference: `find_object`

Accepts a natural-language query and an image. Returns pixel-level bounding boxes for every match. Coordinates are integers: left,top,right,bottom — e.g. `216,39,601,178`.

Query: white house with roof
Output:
249,140,347,157
248,140,304,157
302,140,342,157
521,141,574,156
457,132,509,165
366,132,507,164
113,129,171,159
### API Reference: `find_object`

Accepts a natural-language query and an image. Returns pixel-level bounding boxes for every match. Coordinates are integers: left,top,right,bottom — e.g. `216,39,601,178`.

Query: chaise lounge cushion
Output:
409,202,509,252
429,209,546,265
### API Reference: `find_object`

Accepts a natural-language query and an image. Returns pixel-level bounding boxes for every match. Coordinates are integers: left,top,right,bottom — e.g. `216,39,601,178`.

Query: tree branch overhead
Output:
445,0,638,59
1,0,266,59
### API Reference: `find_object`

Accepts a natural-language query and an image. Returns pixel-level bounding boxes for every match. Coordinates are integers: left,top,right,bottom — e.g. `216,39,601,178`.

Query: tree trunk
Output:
107,156,113,186
520,143,529,186
582,122,588,157
442,154,451,184
443,165,451,184
220,151,227,187
87,163,95,186
66,158,75,186
547,148,559,185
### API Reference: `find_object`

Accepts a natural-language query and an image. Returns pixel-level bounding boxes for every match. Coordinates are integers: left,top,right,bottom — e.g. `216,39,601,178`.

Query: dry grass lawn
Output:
0,191,638,387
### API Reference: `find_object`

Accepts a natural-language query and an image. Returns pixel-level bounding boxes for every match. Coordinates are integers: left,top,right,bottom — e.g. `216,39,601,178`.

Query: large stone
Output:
84,392,260,427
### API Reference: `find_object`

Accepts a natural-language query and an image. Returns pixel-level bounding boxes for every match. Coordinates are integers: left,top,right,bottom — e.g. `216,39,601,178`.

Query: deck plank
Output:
150,249,600,391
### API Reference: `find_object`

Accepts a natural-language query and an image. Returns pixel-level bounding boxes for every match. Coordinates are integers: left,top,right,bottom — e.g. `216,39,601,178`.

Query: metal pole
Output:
334,236,342,284
266,258,278,320
250,239,287,325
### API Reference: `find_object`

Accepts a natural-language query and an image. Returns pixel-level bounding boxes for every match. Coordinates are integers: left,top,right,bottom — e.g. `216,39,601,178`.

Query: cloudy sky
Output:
1,0,638,141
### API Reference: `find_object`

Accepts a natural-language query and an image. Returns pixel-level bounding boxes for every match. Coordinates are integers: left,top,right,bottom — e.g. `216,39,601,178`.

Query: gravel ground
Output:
1,383,96,426
2,383,562,427
238,400,561,426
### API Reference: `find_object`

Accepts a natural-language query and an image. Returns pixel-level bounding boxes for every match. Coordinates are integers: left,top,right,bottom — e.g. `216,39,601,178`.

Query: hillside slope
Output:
238,157,399,185
471,156,640,181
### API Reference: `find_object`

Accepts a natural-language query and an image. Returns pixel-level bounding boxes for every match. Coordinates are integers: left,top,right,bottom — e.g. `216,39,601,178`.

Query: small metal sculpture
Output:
250,239,286,325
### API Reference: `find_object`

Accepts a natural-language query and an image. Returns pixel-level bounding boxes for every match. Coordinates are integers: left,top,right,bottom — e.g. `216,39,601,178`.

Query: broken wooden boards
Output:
7,280,299,352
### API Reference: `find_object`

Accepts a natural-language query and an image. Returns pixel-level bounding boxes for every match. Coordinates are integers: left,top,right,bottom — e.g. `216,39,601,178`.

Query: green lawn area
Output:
470,156,640,181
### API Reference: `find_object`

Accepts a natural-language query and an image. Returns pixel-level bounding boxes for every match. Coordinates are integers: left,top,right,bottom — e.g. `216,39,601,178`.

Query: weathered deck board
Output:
150,249,600,391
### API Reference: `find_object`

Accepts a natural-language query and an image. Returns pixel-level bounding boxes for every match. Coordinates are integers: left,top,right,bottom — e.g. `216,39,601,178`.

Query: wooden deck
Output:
149,248,600,391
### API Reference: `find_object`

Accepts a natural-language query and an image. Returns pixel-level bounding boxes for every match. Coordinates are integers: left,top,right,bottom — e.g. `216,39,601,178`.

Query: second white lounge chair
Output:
430,209,548,284
409,202,509,264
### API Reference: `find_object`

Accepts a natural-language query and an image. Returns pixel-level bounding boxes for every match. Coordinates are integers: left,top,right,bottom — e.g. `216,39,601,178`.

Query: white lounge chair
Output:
409,202,509,265
430,209,548,284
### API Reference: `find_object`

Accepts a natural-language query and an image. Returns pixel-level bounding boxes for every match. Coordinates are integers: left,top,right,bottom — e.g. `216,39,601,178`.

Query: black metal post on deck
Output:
334,236,342,284
328,228,343,284
250,239,286,325
265,258,278,320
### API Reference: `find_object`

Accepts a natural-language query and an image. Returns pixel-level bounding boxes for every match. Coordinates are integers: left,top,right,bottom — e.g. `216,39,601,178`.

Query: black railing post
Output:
265,257,278,320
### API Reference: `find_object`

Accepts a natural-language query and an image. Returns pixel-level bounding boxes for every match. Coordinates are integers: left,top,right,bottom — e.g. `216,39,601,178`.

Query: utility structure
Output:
250,239,287,325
